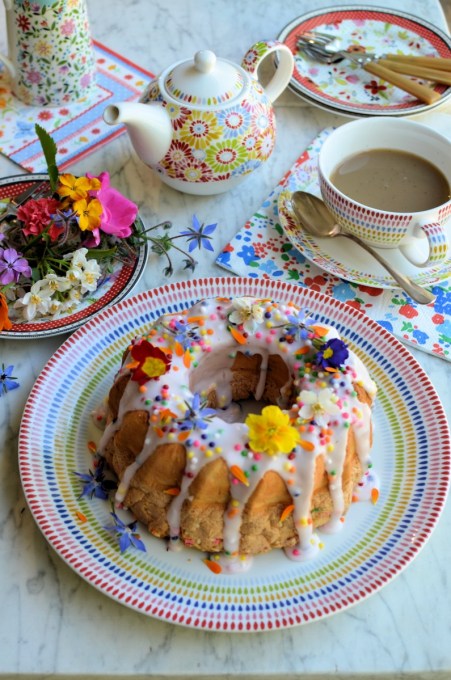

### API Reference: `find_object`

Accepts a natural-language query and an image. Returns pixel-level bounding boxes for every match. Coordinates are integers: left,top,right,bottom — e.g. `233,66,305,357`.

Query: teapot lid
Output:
163,50,246,107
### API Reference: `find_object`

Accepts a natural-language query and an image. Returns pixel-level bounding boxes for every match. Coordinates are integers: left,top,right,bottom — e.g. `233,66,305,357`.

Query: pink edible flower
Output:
17,197,62,241
85,172,138,247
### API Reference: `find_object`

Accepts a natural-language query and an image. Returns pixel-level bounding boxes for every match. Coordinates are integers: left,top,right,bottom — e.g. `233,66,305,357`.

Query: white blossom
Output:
78,258,102,294
229,297,264,332
14,281,53,321
298,388,341,427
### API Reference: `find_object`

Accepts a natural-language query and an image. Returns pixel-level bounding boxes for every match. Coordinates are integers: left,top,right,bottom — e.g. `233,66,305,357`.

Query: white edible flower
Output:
229,297,264,332
298,388,341,427
47,299,64,317
68,287,82,303
66,267,82,285
69,248,89,269
43,272,71,293
79,258,102,294
14,281,53,321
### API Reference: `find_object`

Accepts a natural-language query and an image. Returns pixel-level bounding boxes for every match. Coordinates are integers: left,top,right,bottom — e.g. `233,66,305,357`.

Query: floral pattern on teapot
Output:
141,80,276,185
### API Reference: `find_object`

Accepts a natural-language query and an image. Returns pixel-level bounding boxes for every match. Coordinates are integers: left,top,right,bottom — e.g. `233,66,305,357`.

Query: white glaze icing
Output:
97,296,377,565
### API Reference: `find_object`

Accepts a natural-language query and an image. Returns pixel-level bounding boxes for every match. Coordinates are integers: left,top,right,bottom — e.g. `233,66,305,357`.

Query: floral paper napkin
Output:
216,130,451,362
0,41,153,173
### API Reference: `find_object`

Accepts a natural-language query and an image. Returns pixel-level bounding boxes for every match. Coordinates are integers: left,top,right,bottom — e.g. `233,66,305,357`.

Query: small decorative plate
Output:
278,189,451,289
19,278,450,630
278,5,451,117
0,174,149,339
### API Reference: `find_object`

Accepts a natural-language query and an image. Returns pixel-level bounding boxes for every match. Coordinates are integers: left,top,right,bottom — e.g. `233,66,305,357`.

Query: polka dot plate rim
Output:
278,189,451,289
0,173,149,339
277,5,451,118
18,277,450,630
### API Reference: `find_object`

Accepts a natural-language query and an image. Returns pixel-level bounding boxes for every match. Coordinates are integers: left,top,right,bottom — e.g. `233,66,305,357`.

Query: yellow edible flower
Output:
246,405,300,456
73,197,103,231
58,173,101,201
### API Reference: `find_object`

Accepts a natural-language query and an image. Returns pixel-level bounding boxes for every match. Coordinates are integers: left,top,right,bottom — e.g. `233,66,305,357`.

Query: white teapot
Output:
103,41,294,195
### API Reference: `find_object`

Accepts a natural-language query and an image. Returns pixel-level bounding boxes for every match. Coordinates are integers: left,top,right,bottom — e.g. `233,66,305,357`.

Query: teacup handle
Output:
241,40,294,103
400,220,448,268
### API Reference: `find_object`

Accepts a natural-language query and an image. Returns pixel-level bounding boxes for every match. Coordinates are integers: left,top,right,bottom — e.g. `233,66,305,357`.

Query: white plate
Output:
278,5,451,117
0,174,149,339
278,188,451,289
19,278,450,630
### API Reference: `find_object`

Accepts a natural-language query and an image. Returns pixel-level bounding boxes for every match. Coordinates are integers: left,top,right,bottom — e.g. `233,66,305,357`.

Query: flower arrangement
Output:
0,125,217,331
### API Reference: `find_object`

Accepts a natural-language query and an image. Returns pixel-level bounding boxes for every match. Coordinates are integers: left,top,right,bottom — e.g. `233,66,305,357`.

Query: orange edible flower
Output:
229,326,247,345
371,488,380,505
311,325,329,338
0,292,12,331
204,559,222,574
298,439,315,452
164,487,180,496
76,511,88,523
230,464,250,486
280,504,294,523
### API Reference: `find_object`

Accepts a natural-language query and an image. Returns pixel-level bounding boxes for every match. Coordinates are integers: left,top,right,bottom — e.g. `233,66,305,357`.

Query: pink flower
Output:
17,197,62,240
61,19,75,36
27,69,42,84
85,172,138,246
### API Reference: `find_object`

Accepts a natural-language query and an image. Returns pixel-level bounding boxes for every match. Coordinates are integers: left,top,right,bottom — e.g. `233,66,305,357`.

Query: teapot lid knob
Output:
194,50,216,73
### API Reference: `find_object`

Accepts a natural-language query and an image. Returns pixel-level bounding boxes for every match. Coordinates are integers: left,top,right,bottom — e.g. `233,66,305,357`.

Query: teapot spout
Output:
103,102,172,168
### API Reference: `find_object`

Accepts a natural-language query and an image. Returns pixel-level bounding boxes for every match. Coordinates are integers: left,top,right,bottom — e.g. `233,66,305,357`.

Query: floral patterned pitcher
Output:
0,0,97,107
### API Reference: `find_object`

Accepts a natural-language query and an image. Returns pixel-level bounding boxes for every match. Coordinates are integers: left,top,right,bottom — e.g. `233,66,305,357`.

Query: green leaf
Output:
35,124,59,192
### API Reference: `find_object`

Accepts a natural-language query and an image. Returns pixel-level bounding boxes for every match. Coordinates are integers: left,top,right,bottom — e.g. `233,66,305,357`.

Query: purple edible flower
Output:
73,459,117,500
0,364,20,395
0,247,32,285
179,214,217,252
104,511,146,553
316,338,349,370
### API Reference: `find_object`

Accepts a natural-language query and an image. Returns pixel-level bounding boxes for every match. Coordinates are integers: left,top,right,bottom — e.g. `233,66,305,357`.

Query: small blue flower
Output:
172,319,196,350
73,459,117,500
0,364,20,396
284,309,315,342
179,215,217,252
180,392,216,431
104,511,146,554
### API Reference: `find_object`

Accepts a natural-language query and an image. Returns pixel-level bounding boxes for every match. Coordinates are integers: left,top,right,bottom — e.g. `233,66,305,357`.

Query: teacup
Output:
318,117,451,268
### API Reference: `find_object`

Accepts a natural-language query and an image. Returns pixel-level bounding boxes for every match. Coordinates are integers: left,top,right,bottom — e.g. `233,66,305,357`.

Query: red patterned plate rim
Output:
0,173,149,339
278,5,451,117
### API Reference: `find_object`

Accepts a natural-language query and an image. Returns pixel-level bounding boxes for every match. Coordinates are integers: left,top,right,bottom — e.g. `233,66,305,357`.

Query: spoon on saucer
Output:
290,191,436,305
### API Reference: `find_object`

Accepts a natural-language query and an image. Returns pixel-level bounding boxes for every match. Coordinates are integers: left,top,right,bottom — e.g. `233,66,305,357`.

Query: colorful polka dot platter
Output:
278,6,451,117
0,174,149,339
19,277,450,631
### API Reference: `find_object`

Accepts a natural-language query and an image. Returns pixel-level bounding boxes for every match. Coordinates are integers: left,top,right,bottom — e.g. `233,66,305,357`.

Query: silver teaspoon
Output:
290,191,436,305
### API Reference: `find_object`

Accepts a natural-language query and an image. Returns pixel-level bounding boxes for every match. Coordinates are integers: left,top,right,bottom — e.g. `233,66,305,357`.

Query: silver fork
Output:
296,40,442,105
0,180,50,226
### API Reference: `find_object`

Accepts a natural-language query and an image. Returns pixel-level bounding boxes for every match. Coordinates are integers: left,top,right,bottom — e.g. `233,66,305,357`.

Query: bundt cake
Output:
98,296,377,572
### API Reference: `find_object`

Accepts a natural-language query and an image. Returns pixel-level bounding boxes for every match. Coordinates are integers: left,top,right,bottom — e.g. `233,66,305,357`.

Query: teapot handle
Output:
241,40,294,103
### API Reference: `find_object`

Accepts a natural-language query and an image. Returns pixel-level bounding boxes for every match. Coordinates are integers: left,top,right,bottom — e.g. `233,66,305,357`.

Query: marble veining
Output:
0,0,450,677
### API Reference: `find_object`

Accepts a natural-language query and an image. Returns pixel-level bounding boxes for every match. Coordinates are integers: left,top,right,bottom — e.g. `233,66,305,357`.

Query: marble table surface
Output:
0,0,451,677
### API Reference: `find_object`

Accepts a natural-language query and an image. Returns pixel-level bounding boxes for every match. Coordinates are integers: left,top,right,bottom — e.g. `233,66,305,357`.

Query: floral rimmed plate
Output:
277,189,451,290
0,174,149,339
278,5,451,117
19,277,450,631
